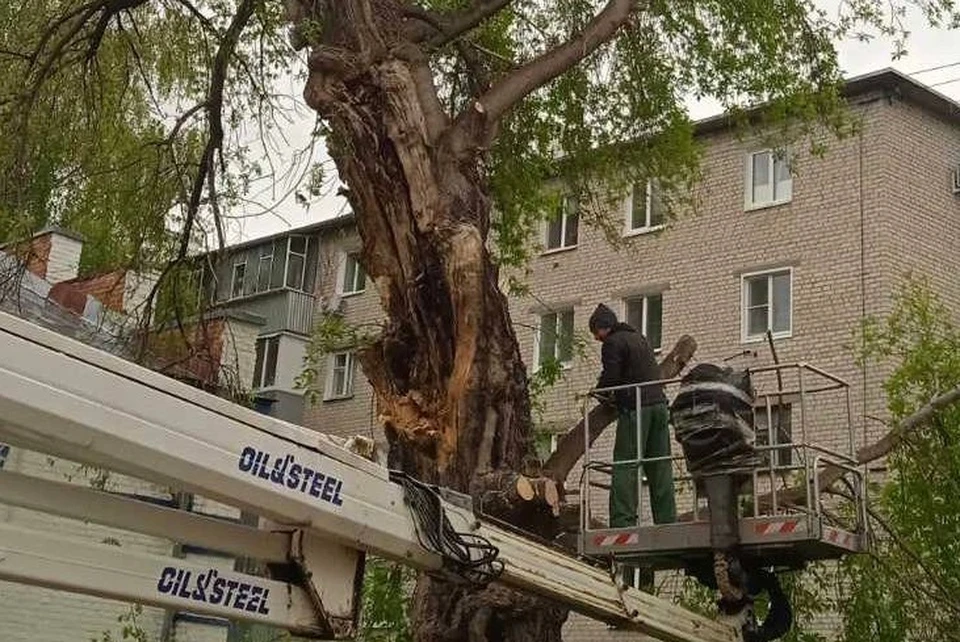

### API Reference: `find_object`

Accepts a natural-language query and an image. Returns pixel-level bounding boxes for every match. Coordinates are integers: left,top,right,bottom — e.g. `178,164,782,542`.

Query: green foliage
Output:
297,311,377,403
0,1,192,273
4,0,951,284
477,0,864,268
838,278,960,642
358,557,416,642
0,0,305,276
92,604,151,642
528,355,567,422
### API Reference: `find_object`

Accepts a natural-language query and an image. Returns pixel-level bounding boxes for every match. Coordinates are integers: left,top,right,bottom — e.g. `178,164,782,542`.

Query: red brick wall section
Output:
47,281,90,315
59,270,127,312
146,320,226,387
4,233,52,279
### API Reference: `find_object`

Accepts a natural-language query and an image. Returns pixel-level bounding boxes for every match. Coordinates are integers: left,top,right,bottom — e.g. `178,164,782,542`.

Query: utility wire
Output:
929,76,960,89
907,60,960,75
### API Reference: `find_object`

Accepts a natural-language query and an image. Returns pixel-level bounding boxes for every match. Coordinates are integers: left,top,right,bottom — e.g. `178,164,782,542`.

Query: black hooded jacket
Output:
597,322,667,410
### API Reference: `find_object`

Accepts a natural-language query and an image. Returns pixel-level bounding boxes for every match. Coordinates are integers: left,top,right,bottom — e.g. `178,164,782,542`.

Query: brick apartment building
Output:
187,216,354,422
301,68,960,640
2,67,959,641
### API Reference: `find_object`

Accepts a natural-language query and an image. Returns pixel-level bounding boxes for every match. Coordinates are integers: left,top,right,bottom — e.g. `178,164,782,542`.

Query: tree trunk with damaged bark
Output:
295,2,613,639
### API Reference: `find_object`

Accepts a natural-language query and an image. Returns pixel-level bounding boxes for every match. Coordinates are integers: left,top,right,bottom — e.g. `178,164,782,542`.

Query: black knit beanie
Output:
588,303,618,333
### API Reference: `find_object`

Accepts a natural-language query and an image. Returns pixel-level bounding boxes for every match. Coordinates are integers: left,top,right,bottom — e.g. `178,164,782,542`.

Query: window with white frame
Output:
536,309,575,368
230,261,246,299
192,265,207,308
339,253,366,295
745,150,792,209
285,235,309,290
533,431,560,463
626,181,664,233
623,293,663,352
325,352,356,400
742,269,792,341
754,403,793,467
252,335,280,389
256,244,274,292
544,195,579,251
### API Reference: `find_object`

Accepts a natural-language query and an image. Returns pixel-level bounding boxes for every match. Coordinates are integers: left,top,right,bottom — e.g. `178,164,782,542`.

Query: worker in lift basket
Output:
589,303,677,585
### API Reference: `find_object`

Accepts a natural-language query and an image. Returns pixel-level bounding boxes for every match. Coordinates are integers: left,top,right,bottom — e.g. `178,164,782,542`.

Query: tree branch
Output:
393,43,450,141
176,0,257,260
157,102,207,146
809,384,960,499
856,385,960,465
405,0,513,49
468,0,636,125
172,0,219,37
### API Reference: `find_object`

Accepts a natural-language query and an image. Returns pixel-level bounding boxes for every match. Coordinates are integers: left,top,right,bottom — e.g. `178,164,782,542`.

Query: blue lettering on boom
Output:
157,567,271,615
238,446,345,507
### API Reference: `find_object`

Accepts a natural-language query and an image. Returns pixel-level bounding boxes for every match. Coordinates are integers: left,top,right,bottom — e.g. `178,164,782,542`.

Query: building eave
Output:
193,213,356,258
693,68,960,137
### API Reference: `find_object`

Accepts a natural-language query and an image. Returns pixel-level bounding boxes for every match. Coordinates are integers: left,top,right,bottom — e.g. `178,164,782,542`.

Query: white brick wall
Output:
0,446,172,642
221,317,261,391
0,583,166,642
0,449,237,642
302,231,384,441
45,233,82,283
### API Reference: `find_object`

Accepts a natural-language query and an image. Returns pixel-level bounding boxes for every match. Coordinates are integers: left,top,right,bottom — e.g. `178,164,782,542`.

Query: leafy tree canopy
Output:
2,0,956,277
840,279,960,642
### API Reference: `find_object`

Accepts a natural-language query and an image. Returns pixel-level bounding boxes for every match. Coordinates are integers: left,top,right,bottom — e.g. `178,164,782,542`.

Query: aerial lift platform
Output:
577,364,870,576
0,310,739,642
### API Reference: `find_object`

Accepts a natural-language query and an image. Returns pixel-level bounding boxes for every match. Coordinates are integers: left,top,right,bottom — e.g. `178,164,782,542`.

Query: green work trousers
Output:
609,402,677,528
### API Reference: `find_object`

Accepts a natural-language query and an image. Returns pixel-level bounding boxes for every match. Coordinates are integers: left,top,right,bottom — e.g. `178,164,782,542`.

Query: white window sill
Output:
540,245,578,257
225,286,305,304
623,225,664,238
254,385,305,396
322,393,355,403
742,330,792,344
744,198,792,213
337,289,365,298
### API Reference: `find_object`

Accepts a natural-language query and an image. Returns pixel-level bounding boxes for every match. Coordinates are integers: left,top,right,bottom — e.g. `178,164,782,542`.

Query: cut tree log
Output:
476,470,564,520
543,335,697,483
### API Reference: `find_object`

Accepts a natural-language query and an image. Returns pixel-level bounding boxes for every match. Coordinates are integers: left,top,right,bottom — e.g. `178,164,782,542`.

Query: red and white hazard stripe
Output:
593,532,640,547
753,519,800,536
823,527,856,548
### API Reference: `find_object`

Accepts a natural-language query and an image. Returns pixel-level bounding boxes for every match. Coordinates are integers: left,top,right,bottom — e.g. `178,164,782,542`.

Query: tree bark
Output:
300,2,571,639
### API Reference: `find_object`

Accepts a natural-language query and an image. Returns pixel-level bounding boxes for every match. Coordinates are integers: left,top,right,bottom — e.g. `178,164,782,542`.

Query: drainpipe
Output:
858,124,868,450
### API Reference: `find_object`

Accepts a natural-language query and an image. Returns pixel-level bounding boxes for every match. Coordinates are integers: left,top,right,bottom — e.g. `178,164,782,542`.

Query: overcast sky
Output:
224,4,960,244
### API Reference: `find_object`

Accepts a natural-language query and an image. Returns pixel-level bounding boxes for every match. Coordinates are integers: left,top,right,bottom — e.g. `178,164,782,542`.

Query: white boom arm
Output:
0,311,738,642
